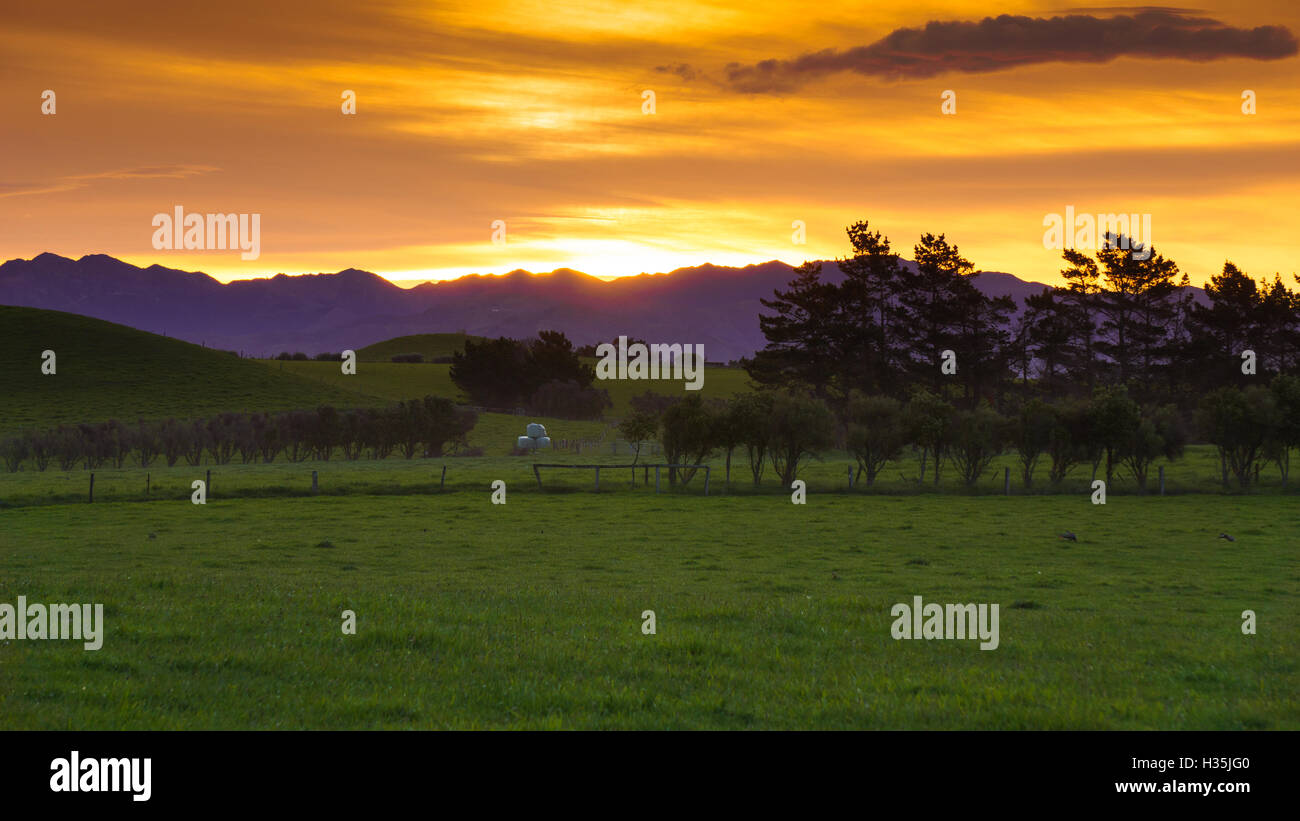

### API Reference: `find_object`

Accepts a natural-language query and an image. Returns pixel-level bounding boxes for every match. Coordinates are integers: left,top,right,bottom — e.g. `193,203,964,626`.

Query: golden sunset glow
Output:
3,1,1298,286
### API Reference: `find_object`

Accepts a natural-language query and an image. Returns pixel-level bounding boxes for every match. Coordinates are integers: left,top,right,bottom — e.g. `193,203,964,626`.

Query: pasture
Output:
1,493,1295,729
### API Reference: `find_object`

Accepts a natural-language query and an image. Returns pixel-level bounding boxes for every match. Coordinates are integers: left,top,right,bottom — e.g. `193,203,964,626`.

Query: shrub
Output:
660,394,718,484
947,406,1009,487
843,393,907,487
0,434,29,472
767,392,836,487
1198,385,1276,488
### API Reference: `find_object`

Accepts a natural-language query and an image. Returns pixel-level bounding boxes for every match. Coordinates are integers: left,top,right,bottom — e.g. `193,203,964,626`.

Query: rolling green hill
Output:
356,333,486,362
271,361,461,402
0,305,381,432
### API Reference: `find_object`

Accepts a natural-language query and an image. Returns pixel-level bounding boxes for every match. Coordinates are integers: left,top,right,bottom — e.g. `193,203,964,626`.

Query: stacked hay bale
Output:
516,422,552,450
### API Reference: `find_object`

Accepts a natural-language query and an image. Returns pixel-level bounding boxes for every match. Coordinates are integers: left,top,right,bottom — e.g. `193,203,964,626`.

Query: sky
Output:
2,1,1297,287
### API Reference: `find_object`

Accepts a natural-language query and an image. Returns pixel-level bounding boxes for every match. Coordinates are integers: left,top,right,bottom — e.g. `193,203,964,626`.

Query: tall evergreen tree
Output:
1092,234,1181,395
748,261,840,399
1058,249,1103,394
897,233,976,395
1021,287,1084,399
837,221,906,397
1188,261,1262,390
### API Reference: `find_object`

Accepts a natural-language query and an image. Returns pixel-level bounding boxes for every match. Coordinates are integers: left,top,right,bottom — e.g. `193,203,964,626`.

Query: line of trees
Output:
0,397,477,473
619,375,1300,491
747,220,1300,412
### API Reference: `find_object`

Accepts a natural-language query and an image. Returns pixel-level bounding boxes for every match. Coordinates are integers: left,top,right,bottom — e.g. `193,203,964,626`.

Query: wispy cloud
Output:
0,165,219,199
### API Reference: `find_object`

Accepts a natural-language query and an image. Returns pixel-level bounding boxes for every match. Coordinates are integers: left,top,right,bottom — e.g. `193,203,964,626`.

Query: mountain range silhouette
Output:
1,253,1204,361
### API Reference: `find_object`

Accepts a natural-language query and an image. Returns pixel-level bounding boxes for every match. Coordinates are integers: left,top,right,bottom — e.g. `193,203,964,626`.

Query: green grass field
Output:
2,306,1296,730
2,493,1295,729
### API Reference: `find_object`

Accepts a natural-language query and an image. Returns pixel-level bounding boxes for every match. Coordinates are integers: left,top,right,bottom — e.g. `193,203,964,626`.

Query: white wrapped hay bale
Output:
526,422,547,438
516,435,535,450
535,436,551,449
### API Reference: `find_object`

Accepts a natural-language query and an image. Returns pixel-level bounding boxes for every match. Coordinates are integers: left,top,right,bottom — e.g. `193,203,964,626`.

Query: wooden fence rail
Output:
532,463,710,494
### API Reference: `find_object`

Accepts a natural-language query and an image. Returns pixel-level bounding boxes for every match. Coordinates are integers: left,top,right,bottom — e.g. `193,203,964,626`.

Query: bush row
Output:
0,397,476,472
627,376,1300,490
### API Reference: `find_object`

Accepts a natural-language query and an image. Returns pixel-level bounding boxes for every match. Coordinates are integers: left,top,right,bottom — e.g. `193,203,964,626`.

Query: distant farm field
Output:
271,359,754,417
355,332,485,362
2,493,1295,729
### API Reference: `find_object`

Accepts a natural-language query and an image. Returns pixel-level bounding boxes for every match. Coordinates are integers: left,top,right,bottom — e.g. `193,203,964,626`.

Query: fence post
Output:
704,467,710,496
1004,466,1010,496
146,473,150,496
1159,465,1165,496
206,468,211,498
312,470,319,494
533,464,543,488
88,472,94,503
848,465,854,489
655,465,661,494
440,465,447,491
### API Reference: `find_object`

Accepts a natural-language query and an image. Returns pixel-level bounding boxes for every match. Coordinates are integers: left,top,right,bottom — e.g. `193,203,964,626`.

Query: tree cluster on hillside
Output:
451,330,597,408
0,397,477,472
746,220,1300,413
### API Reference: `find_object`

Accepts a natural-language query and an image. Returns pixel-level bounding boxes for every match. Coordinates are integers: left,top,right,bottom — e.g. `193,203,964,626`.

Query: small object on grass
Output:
831,571,840,580
147,532,157,540
1218,532,1235,542
1059,531,1077,542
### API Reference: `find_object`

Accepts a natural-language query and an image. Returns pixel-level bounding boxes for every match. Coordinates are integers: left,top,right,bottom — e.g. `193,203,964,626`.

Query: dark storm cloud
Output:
1055,7,1205,13
716,10,1297,92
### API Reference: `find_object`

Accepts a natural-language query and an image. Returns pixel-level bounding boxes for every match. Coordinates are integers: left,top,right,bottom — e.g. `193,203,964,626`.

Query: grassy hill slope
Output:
269,361,460,402
356,333,485,362
0,305,381,432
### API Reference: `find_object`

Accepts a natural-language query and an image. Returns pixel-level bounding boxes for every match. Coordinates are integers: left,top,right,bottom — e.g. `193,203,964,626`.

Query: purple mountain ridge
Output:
0,253,1205,362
